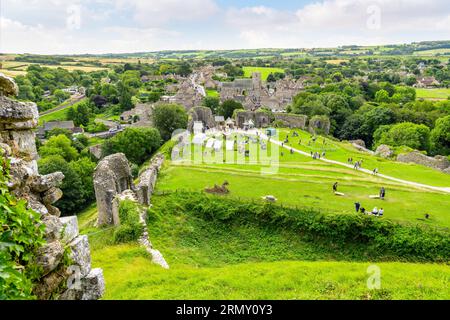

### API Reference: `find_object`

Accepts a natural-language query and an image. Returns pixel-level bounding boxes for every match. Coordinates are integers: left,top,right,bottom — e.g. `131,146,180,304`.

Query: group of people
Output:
355,202,384,216
311,151,325,159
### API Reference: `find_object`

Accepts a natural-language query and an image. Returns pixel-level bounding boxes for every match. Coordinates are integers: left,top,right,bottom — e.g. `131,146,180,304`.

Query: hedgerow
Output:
160,192,449,262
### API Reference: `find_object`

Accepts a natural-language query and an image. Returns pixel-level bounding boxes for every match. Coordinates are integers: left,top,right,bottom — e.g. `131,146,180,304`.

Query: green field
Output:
39,98,86,124
243,66,285,80
416,88,450,100
206,89,219,98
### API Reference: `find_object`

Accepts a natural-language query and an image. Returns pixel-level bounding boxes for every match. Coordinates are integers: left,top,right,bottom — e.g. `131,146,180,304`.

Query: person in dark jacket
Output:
355,202,361,212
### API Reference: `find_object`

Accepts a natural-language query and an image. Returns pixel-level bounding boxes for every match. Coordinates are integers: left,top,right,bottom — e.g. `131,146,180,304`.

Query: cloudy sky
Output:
0,0,449,54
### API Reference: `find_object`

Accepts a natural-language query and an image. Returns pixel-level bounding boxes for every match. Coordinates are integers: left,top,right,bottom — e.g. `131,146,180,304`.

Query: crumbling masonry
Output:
0,73,104,300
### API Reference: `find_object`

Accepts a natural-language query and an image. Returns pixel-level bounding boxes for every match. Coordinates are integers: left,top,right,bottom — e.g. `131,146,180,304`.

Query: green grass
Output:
242,66,285,81
82,195,450,300
416,88,450,100
39,99,87,124
155,129,450,229
206,89,219,98
92,245,450,300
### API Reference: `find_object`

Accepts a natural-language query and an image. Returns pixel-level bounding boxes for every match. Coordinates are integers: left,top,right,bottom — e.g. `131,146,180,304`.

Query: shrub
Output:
0,150,46,299
112,200,143,244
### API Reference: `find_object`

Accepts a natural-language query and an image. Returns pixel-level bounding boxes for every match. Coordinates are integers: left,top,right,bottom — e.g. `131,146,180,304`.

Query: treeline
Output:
287,80,450,155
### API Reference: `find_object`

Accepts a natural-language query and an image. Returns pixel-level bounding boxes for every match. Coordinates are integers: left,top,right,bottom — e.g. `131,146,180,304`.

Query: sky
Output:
0,0,449,54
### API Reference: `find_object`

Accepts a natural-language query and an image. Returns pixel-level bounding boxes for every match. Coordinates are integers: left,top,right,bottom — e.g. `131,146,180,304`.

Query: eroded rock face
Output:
1,76,103,300
59,268,105,300
375,144,394,158
0,73,19,97
36,241,65,276
397,151,450,173
94,153,133,226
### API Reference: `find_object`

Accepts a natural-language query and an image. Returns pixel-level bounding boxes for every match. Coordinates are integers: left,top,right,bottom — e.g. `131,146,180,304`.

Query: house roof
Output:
43,121,75,131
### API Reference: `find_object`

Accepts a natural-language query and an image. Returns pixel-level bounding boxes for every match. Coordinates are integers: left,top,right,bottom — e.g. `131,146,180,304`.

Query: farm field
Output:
416,88,450,100
243,66,285,80
38,98,86,124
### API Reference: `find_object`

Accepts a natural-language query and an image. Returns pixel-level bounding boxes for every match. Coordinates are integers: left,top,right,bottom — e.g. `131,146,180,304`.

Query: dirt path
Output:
250,129,450,194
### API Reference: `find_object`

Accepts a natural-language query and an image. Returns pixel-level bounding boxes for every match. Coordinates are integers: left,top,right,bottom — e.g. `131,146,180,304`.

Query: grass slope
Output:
81,195,449,300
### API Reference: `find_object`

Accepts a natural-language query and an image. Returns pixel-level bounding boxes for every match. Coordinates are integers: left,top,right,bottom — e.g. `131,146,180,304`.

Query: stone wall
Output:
93,153,134,226
0,73,104,300
397,151,450,173
273,113,308,129
135,154,165,206
235,110,271,128
187,106,216,131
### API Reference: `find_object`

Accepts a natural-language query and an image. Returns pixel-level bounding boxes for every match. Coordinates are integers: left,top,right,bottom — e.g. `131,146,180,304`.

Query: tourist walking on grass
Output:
333,182,338,193
380,187,386,200
355,202,361,212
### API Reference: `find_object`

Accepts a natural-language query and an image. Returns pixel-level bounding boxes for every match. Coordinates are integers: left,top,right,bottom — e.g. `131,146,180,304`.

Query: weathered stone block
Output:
30,172,65,193
58,268,105,300
69,235,91,278
60,216,79,244
0,73,19,97
36,241,65,276
42,215,64,242
42,187,63,205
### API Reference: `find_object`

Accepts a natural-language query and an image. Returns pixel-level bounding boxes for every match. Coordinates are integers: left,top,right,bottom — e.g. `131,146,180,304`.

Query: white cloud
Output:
115,0,219,27
0,0,449,53
225,0,450,48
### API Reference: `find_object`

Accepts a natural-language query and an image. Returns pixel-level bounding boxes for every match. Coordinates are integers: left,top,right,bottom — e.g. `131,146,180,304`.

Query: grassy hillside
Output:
80,193,449,300
155,129,450,229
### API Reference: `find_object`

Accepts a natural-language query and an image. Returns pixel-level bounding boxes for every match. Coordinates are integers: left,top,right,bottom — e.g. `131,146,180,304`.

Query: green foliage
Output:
152,104,188,141
113,201,143,244
202,96,220,114
220,100,244,119
67,101,93,127
374,122,431,152
39,134,79,162
38,155,85,214
164,192,450,262
0,151,46,299
102,127,162,165
430,115,450,155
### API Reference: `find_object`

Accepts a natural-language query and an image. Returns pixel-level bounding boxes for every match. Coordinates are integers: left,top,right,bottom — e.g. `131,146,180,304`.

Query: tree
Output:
220,100,244,119
53,89,70,103
117,81,134,112
267,73,276,82
430,115,450,155
69,157,97,203
374,122,431,152
202,96,220,114
375,89,390,103
67,101,92,127
38,155,85,214
152,104,188,141
39,134,79,162
102,127,162,165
